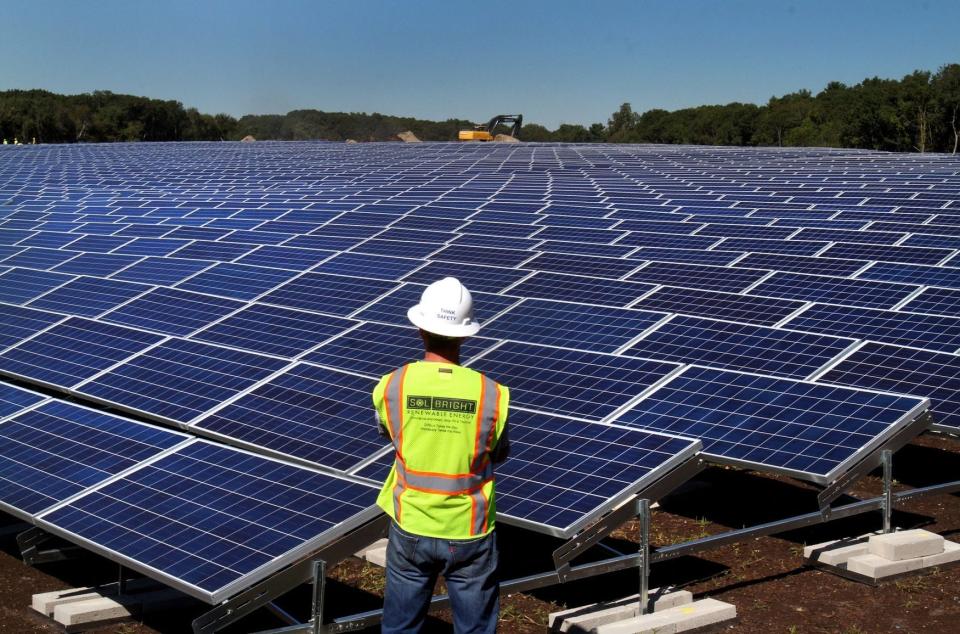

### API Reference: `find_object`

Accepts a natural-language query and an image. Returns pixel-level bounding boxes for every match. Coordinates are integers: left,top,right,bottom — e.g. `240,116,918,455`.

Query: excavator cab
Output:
459,114,523,141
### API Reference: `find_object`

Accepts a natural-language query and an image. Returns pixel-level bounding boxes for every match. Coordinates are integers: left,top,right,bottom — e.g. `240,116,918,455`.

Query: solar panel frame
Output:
34,440,382,604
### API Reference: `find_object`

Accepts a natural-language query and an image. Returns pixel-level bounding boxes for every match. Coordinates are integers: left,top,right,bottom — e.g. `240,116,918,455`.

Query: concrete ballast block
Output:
868,529,944,561
365,546,387,567
53,597,135,627
591,598,735,634
922,540,960,567
803,540,870,566
846,553,924,578
548,589,693,633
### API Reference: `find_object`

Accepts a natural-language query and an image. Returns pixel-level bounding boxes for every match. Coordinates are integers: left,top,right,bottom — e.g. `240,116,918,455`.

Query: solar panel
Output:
28,276,150,318
469,341,681,420
234,245,334,270
628,247,744,266
520,252,640,279
176,263,298,300
627,262,770,294
613,366,926,482
356,410,700,536
856,262,960,290
817,342,960,432
632,286,806,326
748,271,919,310
102,287,245,336
38,441,380,603
77,338,289,425
899,286,960,317
504,271,654,307
622,314,857,379
302,321,497,377
260,272,395,316
819,242,953,266
112,256,212,286
403,260,529,294
481,298,665,353
0,303,64,352
0,317,165,389
0,268,74,304
51,252,141,276
783,303,960,353
192,303,354,358
0,383,46,420
732,253,869,277
0,399,188,518
194,363,386,470
312,252,424,281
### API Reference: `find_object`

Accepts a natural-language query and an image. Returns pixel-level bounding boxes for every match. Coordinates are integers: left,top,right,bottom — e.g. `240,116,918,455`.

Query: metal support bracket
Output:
553,496,642,579
193,515,389,634
881,450,894,534
17,526,82,565
638,499,650,616
818,412,927,514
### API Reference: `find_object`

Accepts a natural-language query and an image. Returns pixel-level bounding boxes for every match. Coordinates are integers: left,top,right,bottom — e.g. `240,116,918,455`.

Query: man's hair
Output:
421,330,462,351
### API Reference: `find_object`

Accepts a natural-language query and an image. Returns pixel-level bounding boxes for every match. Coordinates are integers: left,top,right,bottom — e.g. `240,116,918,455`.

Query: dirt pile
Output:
494,134,520,143
396,131,421,143
240,135,256,143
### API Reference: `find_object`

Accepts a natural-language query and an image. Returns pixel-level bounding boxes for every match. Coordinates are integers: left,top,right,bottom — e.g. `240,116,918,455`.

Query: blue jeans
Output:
382,522,499,634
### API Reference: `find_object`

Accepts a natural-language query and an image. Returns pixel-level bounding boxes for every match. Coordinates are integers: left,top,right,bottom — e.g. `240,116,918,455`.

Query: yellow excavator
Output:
459,114,523,141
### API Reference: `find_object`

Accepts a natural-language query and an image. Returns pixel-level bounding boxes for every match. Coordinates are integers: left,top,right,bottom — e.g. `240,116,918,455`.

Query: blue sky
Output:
4,1,958,128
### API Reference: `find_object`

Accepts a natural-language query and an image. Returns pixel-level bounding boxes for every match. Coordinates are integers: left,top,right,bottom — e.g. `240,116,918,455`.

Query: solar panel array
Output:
0,140,953,597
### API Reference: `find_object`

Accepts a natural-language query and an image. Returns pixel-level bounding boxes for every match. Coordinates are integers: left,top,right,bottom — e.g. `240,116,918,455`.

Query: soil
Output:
1,433,958,634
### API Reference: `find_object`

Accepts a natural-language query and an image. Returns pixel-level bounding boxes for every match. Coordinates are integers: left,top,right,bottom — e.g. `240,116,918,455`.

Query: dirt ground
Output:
1,433,958,634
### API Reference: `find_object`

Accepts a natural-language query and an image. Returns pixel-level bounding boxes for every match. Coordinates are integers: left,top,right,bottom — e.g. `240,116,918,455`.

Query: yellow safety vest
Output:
373,361,509,539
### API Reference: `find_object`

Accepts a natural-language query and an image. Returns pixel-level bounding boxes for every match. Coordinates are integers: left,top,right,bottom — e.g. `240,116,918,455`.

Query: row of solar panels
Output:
0,379,701,603
0,295,931,484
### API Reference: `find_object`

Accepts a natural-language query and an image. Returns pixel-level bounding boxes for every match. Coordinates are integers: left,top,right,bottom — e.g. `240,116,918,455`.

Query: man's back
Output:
374,360,509,540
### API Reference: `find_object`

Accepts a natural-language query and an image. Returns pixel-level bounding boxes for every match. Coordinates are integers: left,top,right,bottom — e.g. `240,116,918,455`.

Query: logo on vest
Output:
407,395,477,414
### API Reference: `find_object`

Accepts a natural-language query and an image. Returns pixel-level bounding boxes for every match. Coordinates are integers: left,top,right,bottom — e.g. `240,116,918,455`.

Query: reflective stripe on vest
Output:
386,369,502,535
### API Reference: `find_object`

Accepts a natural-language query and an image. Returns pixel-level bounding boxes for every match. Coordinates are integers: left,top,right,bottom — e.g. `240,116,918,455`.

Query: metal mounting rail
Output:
251,473,960,634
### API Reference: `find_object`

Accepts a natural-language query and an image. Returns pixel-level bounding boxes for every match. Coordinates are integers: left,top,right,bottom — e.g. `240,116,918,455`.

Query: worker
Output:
373,277,510,634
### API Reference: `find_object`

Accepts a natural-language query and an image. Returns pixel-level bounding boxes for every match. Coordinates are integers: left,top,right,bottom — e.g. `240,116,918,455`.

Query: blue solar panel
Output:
0,384,46,420
260,272,395,316
313,252,423,281
0,400,187,518
856,262,960,290
613,366,926,482
520,252,640,279
194,363,386,470
430,244,534,267
791,227,905,245
77,338,289,424
176,263,297,300
623,315,856,379
191,302,354,359
717,237,827,256
50,252,142,277
28,276,150,318
748,271,919,310
112,237,190,256
899,286,960,317
0,304,64,352
632,286,806,326
469,341,681,420
169,240,258,261
403,260,528,294
103,287,244,336
481,298,665,353
3,247,81,269
303,321,497,377
783,303,960,353
628,247,744,266
617,231,720,250
234,245,333,270
0,317,165,389
820,242,953,266
732,253,869,277
0,268,74,304
355,410,699,535
39,441,379,602
627,262,769,294
818,342,960,432
112,257,213,286
504,271,652,308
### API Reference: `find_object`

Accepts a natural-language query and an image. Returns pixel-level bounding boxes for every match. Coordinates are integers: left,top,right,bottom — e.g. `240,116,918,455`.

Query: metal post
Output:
118,564,127,596
882,450,893,534
638,499,650,616
310,560,326,634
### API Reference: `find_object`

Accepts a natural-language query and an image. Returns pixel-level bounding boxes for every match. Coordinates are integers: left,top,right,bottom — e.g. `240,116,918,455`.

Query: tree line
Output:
1,64,957,152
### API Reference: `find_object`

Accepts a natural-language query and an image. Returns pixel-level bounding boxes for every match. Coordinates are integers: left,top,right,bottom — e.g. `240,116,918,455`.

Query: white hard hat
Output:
407,277,481,337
